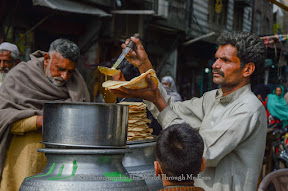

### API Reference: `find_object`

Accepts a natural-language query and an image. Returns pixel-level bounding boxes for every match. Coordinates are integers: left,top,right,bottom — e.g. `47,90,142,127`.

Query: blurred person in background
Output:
161,76,182,102
113,59,162,135
266,85,288,128
252,83,272,103
284,86,288,106
252,83,272,123
0,42,20,86
113,59,140,85
112,58,141,103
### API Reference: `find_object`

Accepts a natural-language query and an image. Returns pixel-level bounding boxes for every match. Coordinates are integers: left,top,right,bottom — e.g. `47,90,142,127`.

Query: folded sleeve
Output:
11,115,38,135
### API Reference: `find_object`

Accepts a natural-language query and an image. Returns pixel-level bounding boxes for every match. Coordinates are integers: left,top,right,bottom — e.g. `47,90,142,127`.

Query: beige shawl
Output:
0,50,90,179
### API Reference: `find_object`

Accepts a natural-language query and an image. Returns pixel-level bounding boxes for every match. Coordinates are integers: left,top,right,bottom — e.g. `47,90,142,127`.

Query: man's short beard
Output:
0,71,8,83
48,75,67,87
46,57,67,87
0,67,9,73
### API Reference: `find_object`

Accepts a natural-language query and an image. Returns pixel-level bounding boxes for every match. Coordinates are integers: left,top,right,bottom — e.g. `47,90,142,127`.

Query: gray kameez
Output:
145,84,267,191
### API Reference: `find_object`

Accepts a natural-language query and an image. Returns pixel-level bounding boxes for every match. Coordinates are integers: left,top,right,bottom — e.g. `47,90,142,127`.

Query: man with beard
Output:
111,31,267,191
0,39,90,191
0,42,20,86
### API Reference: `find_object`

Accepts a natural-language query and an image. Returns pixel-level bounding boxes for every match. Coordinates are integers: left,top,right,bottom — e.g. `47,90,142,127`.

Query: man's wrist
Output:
138,60,153,73
153,96,168,112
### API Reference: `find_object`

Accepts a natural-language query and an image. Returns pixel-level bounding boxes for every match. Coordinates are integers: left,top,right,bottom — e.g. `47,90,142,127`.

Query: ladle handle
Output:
127,33,140,48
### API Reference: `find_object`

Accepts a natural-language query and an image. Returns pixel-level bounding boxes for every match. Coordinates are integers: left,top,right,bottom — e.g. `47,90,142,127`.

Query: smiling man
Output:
111,31,267,191
0,39,90,191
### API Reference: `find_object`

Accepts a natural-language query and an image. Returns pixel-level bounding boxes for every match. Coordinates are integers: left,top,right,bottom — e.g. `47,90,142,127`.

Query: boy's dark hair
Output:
217,31,266,81
116,58,140,81
156,123,204,182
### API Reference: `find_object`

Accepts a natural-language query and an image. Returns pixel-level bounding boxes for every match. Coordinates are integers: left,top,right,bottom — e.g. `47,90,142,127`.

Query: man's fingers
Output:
110,87,138,98
131,37,141,46
118,86,149,99
121,43,126,49
146,74,156,87
131,37,142,52
118,86,131,94
110,89,129,98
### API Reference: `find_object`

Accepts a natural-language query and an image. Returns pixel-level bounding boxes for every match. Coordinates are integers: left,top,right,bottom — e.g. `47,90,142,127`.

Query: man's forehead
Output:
216,44,237,57
0,50,12,57
51,52,76,69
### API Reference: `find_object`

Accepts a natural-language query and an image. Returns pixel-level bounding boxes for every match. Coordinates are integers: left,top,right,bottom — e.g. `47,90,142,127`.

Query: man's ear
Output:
200,157,206,172
243,62,255,77
43,53,50,67
154,161,163,176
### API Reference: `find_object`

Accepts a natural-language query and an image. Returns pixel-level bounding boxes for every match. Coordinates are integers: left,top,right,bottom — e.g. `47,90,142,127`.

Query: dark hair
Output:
116,58,140,81
217,31,266,80
49,38,80,63
156,123,204,182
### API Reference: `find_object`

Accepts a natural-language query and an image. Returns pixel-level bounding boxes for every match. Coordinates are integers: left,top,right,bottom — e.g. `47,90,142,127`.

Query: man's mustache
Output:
212,69,225,77
0,67,9,73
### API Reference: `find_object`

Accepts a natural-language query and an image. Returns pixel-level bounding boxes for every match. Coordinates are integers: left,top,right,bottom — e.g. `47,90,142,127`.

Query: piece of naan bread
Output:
102,69,158,90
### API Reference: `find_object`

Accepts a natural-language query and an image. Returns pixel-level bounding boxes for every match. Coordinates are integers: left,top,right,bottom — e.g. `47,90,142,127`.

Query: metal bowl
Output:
42,101,129,147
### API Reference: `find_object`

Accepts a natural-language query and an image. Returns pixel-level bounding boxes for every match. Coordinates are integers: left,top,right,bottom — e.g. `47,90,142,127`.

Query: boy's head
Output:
155,123,205,183
112,58,140,81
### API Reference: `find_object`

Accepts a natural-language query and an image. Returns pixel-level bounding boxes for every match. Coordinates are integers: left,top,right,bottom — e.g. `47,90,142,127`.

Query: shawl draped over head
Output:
0,50,90,179
267,85,288,127
161,76,182,102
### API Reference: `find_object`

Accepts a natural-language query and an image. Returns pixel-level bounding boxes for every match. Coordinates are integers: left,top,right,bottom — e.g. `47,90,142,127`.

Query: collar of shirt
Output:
215,84,251,104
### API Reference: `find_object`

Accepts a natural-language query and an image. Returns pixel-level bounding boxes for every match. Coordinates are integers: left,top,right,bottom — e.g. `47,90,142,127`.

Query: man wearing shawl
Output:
0,39,90,191
266,85,288,128
161,76,182,102
0,42,20,86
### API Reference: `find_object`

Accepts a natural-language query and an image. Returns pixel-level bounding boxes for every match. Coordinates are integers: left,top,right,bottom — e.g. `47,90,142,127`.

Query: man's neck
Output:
162,179,194,187
221,82,249,96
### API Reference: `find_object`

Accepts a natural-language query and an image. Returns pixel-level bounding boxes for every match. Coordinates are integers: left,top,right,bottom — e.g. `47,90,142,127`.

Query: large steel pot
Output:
42,101,129,148
123,139,163,191
20,148,148,191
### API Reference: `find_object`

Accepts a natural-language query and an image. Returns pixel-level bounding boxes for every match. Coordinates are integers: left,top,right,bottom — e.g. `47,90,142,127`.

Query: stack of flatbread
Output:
102,69,158,90
119,102,153,141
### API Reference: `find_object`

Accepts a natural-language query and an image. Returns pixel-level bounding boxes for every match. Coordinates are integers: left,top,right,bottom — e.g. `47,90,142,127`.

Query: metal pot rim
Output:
42,100,129,107
41,141,128,149
38,148,132,154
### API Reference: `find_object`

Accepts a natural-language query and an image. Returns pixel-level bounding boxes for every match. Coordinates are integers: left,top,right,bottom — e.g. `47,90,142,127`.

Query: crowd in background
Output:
253,83,288,129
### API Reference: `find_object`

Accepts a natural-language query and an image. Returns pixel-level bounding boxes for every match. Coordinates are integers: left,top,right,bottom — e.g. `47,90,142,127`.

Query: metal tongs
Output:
98,33,140,76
